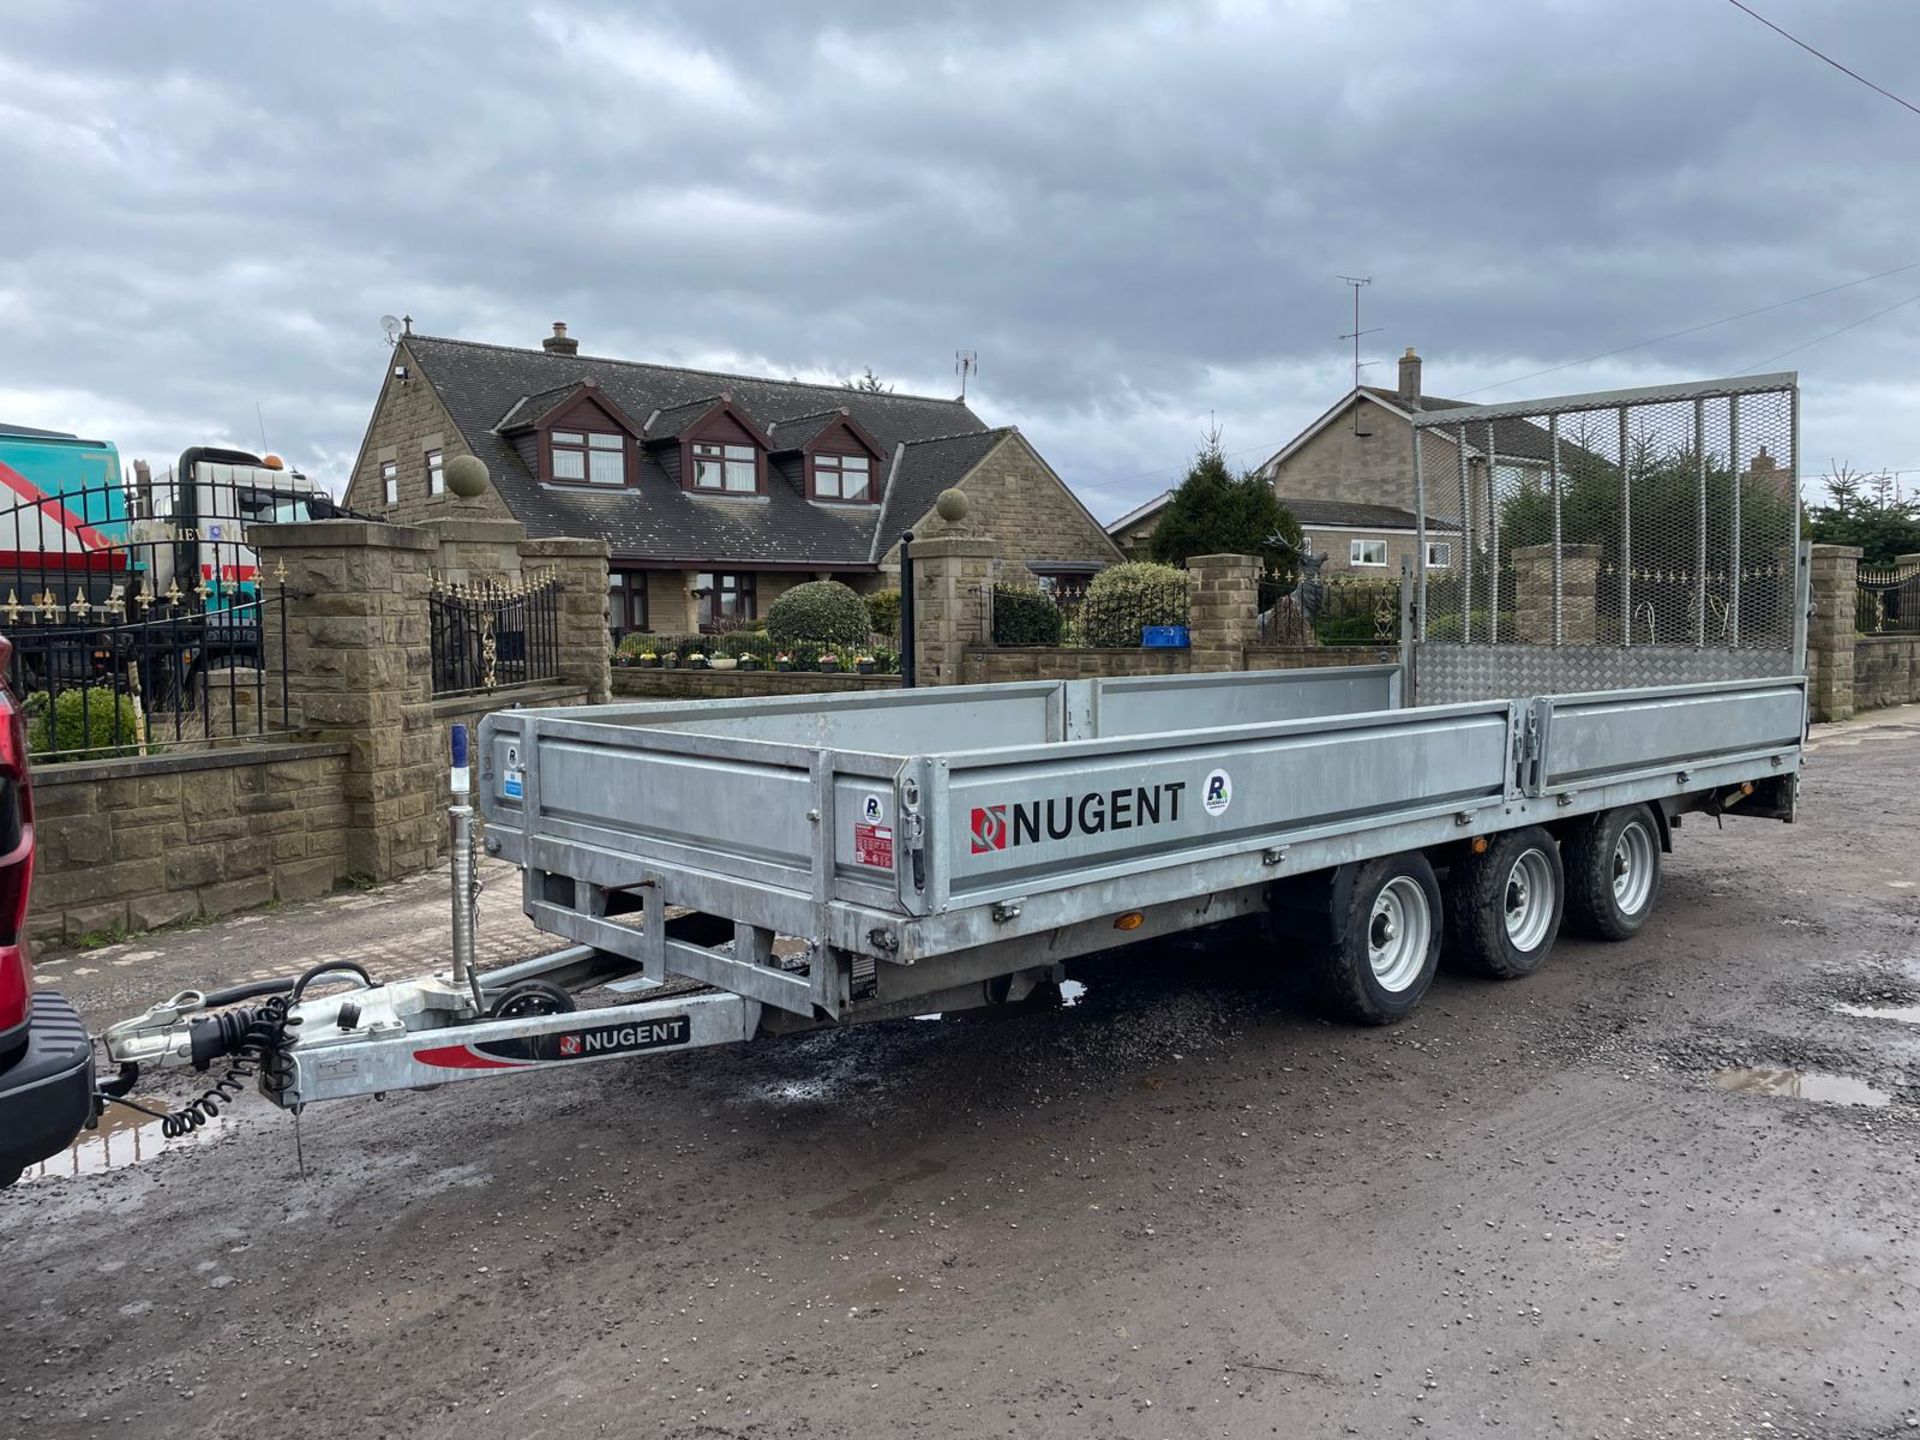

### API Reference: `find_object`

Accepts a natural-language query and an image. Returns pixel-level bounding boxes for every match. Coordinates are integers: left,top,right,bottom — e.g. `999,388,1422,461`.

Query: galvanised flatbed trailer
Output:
99,372,1814,1125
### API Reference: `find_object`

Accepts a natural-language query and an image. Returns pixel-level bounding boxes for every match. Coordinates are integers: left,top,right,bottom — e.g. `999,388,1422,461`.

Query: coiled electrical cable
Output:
161,962,377,1137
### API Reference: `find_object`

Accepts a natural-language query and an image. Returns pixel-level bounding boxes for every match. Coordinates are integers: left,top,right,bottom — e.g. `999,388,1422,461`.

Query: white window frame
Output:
1425,541,1452,568
1350,538,1388,568
381,459,398,506
427,448,445,496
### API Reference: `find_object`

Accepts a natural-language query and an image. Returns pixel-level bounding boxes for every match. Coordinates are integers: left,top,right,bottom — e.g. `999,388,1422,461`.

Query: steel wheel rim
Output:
1367,876,1430,993
1504,847,1556,953
1611,820,1655,915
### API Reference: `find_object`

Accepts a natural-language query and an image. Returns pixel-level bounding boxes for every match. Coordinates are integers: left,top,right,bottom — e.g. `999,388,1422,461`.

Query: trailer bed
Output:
480,664,1804,1017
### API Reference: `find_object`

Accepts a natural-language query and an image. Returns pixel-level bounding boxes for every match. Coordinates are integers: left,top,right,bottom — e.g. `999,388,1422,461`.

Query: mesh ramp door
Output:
1408,373,1805,705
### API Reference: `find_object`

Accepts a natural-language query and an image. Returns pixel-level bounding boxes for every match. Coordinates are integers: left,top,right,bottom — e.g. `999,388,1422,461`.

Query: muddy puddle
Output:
1711,1067,1892,1107
20,1098,226,1184
1834,1001,1920,1025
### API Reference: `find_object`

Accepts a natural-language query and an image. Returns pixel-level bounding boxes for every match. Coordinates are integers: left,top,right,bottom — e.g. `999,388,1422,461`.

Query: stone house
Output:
1254,347,1561,541
1105,488,1176,558
1106,487,1458,576
1284,497,1461,576
344,323,1119,638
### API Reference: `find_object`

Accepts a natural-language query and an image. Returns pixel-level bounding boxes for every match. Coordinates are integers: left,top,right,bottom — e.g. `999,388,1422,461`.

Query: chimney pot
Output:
542,322,580,356
1398,347,1422,407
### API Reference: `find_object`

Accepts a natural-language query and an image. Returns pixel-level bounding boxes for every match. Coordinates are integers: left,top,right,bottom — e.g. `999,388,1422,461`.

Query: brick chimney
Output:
1397,347,1422,406
542,322,579,356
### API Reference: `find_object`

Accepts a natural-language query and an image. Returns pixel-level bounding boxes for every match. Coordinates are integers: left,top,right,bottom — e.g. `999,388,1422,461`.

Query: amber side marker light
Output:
1114,912,1145,931
1471,837,1490,854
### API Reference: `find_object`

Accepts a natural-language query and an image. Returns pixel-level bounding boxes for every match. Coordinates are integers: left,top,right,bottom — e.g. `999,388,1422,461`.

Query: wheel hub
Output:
1503,847,1557,953
1366,877,1430,993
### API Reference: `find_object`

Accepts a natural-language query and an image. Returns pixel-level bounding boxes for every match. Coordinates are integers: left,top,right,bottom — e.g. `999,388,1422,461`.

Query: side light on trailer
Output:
1114,912,1145,931
1471,837,1490,854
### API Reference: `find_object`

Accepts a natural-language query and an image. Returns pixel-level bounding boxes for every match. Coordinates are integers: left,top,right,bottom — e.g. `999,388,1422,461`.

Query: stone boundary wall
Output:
1853,635,1920,714
1243,646,1395,671
612,669,900,700
961,647,1187,683
29,742,351,949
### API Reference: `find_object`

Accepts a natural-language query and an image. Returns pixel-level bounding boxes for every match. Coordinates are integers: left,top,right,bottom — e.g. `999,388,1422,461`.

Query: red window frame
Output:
811,452,873,502
694,572,755,630
691,442,761,495
609,571,649,639
550,429,626,486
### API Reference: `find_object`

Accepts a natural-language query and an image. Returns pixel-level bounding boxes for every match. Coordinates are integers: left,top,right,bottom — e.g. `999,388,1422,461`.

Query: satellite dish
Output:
380,314,402,346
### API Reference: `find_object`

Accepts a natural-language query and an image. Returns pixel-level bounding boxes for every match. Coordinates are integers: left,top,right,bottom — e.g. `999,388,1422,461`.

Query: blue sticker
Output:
503,770,524,800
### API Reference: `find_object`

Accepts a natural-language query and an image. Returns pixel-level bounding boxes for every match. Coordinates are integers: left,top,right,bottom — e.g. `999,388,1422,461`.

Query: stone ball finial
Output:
445,453,490,499
934,488,970,523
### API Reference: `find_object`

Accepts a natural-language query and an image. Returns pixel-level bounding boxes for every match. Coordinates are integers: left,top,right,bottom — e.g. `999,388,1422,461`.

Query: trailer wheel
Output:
1308,853,1442,1025
1563,804,1662,941
1445,827,1564,979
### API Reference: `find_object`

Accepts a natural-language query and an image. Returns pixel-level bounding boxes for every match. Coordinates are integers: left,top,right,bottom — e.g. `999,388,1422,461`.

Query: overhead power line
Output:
1740,288,1920,372
1724,0,1920,119
1457,259,1920,397
1074,260,1920,502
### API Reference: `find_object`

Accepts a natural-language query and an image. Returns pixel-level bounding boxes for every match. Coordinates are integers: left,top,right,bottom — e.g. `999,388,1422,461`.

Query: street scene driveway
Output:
4,709,1919,1439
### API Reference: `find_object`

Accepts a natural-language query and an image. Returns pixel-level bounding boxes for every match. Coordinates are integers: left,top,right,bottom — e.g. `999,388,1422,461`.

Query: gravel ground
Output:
3,706,1920,1438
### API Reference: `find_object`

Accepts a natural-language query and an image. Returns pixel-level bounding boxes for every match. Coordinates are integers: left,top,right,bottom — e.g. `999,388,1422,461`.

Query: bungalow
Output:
344,323,1120,637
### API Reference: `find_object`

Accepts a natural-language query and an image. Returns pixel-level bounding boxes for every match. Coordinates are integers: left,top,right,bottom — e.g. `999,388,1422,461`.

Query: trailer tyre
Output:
1563,804,1662,941
1308,853,1442,1026
1445,827,1564,979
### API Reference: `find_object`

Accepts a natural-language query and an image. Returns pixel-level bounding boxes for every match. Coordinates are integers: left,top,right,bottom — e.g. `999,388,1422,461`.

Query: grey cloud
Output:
2,0,1916,516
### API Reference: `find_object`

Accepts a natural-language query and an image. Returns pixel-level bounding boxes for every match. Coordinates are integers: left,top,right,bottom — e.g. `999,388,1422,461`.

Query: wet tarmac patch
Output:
1711,1067,1892,1107
1835,1000,1920,1025
20,1097,225,1184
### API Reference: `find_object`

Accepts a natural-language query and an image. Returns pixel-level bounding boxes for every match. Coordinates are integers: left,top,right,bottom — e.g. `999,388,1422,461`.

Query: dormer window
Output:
693,442,758,494
553,429,625,485
813,453,871,502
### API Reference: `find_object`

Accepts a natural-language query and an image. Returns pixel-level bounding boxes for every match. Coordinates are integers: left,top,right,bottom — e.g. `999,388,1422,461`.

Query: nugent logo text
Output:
970,781,1191,854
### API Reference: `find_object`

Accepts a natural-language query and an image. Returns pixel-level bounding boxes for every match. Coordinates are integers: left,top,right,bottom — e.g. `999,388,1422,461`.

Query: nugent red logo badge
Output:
970,805,1007,853
558,1034,583,1057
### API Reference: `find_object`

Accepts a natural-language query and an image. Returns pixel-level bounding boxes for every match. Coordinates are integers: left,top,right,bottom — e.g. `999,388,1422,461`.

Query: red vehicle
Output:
0,633,92,1188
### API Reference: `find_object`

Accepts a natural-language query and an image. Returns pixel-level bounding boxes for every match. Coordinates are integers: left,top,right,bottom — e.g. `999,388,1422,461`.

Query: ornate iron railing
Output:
429,573,561,696
0,471,312,762
1857,562,1920,635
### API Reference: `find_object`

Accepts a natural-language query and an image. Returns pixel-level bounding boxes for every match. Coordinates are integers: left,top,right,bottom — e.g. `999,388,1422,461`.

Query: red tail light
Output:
0,653,34,1040
0,944,26,1040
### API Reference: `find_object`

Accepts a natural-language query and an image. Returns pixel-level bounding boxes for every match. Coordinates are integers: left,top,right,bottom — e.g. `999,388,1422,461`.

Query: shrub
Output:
28,686,142,761
865,588,902,644
991,584,1064,646
1080,562,1191,647
767,579,872,650
717,630,774,661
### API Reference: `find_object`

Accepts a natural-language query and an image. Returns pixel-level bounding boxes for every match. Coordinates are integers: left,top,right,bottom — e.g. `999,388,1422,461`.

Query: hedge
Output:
1079,562,1191,647
27,686,142,761
865,588,902,643
991,584,1064,645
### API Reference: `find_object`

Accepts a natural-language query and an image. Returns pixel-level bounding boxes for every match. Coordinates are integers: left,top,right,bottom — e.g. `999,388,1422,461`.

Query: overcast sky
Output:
3,0,1917,518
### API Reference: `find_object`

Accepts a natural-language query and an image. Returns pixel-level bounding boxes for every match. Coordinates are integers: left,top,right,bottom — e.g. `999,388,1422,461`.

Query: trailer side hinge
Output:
991,899,1024,924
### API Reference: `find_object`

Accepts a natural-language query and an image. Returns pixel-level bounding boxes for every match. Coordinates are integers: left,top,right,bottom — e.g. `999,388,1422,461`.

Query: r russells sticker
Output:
970,781,1188,854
